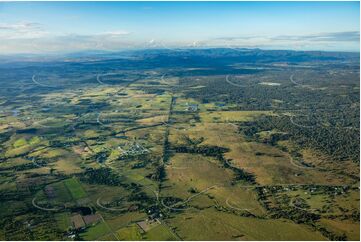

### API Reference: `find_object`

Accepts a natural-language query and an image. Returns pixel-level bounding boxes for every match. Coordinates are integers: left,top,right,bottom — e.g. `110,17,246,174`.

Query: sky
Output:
0,1,359,54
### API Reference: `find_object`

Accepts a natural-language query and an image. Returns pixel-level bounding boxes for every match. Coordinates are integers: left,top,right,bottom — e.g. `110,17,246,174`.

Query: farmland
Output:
0,48,359,240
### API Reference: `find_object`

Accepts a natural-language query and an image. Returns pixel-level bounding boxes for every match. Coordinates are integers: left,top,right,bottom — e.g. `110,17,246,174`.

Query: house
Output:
83,214,102,226
136,219,161,233
70,214,85,229
186,104,198,112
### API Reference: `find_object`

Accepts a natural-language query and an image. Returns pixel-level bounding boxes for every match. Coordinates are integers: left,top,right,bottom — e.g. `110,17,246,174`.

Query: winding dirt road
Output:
32,197,61,211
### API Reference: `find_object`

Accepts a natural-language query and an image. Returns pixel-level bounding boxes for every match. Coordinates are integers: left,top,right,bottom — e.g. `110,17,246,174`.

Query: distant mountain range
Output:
0,48,359,67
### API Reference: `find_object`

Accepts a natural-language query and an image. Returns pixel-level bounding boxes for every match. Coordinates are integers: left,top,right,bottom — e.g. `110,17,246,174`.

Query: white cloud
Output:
0,22,133,53
0,22,42,31
0,23,359,54
201,31,360,52
271,31,360,42
0,22,49,39
101,30,130,36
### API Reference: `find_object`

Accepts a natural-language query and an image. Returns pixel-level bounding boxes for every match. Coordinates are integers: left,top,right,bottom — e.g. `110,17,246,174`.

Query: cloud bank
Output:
0,21,359,54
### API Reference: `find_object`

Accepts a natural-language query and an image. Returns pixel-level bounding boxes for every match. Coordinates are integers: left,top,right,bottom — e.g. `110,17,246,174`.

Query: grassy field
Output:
319,219,360,241
166,208,327,240
144,224,178,241
80,221,111,240
199,110,273,123
162,153,234,198
116,224,143,240
63,177,87,200
55,212,71,231
105,212,147,231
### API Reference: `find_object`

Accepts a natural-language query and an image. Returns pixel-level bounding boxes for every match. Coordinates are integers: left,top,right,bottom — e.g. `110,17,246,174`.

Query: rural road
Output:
225,75,248,88
160,185,217,211
32,197,61,212
289,156,314,170
32,75,57,88
96,197,127,211
225,197,253,212
289,114,358,130
96,73,108,85
290,74,301,86
290,200,318,212
289,115,315,129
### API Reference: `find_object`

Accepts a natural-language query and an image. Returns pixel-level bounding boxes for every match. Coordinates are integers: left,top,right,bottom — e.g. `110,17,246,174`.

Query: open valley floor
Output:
0,48,359,240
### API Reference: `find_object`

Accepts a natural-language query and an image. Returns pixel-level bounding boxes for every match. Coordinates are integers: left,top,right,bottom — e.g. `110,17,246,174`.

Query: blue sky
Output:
0,1,359,53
